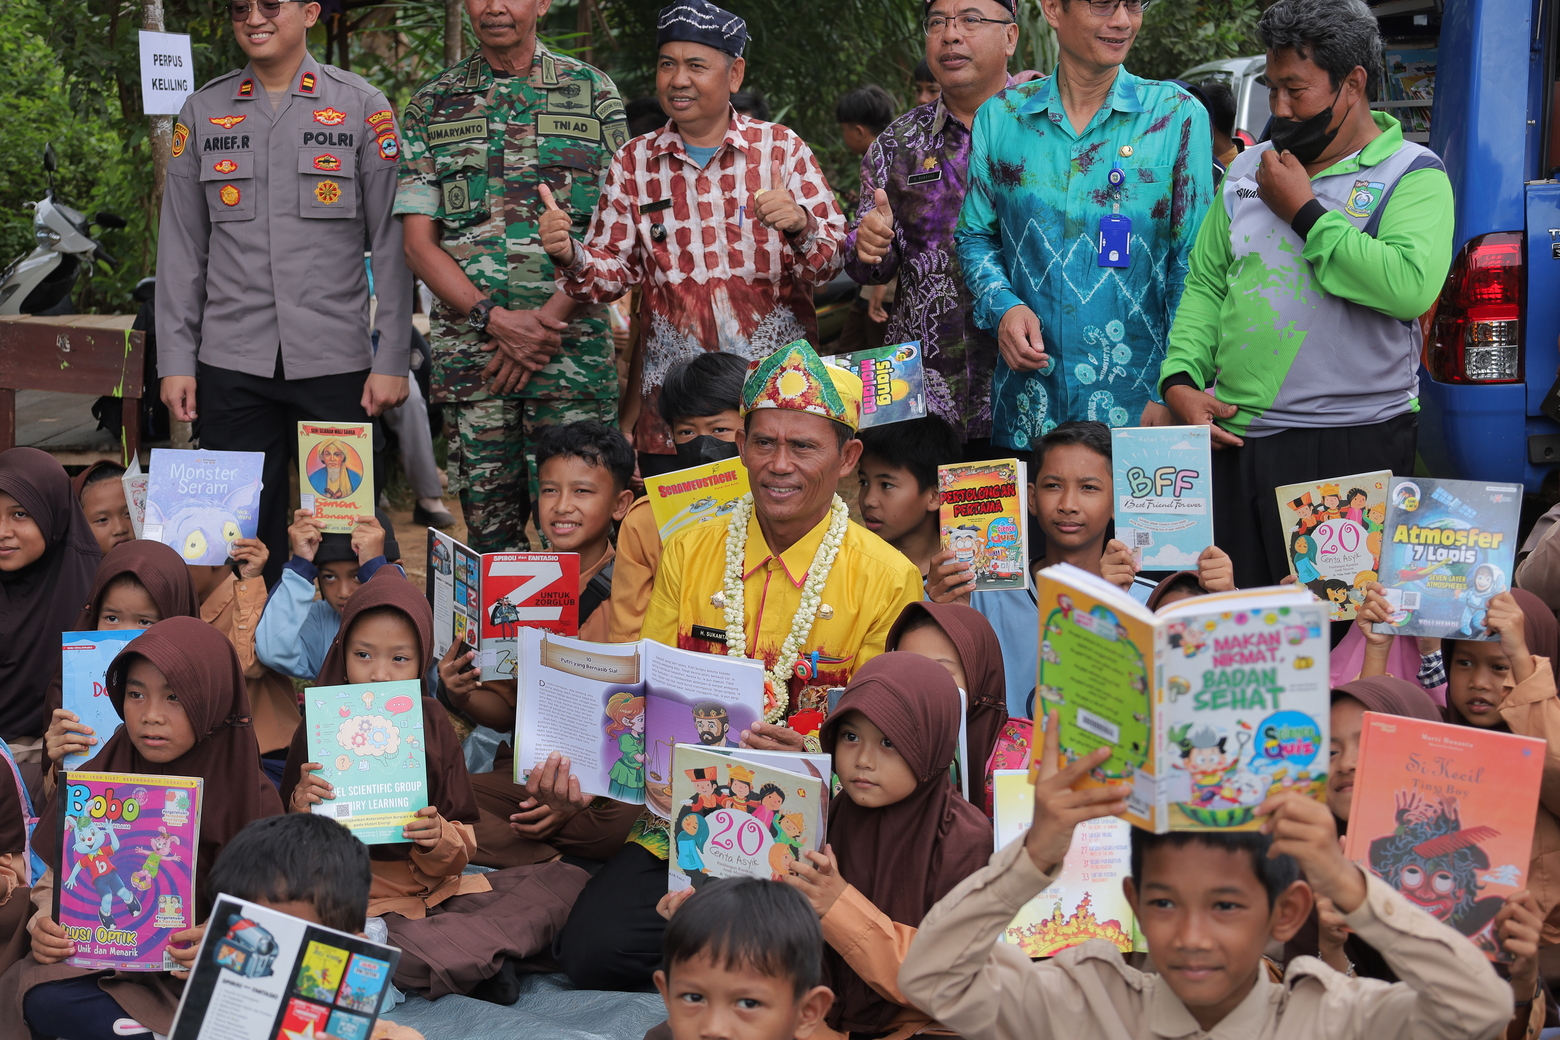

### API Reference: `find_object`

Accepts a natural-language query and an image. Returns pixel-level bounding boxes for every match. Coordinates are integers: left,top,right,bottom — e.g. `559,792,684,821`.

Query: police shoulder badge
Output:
299,71,317,94
315,180,342,206
171,123,189,158
1344,179,1387,219
377,135,399,160
365,109,394,130
219,184,241,207
312,107,347,126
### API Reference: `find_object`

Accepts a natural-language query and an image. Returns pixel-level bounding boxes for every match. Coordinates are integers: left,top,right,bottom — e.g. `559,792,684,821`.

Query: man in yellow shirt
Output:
554,338,922,991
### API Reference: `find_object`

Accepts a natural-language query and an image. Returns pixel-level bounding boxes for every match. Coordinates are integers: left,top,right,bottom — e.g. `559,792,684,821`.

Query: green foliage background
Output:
1,0,1264,313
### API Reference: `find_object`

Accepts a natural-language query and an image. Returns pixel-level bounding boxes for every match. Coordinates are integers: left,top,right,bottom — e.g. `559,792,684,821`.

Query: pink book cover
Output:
1343,712,1544,960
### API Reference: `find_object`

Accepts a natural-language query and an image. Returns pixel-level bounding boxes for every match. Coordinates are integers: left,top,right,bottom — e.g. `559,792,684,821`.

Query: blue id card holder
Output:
1098,214,1132,267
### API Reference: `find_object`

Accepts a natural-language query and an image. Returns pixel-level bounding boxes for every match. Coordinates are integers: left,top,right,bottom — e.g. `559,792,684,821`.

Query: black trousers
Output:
552,842,666,992
1213,412,1417,591
195,361,378,588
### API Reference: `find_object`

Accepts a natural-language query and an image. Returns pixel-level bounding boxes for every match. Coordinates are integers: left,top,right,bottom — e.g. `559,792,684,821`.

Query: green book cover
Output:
302,680,427,844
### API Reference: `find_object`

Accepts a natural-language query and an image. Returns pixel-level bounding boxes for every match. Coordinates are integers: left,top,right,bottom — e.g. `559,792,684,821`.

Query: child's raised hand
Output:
656,886,697,921
402,805,443,847
1495,889,1542,1001
290,762,335,813
1314,894,1352,972
926,548,975,605
1485,592,1535,683
351,515,387,564
523,751,591,813
778,845,847,919
1100,539,1138,592
167,922,207,978
288,509,324,562
30,914,75,965
1197,545,1234,593
44,708,95,765
1025,710,1130,875
1354,581,1395,648
1257,790,1363,913
229,537,269,581
438,641,481,703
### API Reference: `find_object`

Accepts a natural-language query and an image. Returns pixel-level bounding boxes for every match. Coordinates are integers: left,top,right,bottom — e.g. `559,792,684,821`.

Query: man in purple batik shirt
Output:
845,0,1019,457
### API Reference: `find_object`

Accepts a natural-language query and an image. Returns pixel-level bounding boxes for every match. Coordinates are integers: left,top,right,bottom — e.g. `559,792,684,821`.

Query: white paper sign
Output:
139,31,194,116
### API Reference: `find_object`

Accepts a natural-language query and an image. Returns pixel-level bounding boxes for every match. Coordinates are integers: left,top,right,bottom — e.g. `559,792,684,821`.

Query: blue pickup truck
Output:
1417,0,1560,492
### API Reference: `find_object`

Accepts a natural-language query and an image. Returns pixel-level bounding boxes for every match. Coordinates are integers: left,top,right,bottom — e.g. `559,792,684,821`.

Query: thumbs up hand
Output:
537,184,577,266
753,159,808,235
856,187,895,264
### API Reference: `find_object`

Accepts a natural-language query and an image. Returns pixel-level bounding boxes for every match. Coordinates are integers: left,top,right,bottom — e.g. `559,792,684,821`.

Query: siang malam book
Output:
1036,563,1330,833
1274,470,1391,622
643,457,751,542
1110,426,1213,571
938,458,1030,593
60,630,141,771
425,528,580,680
1343,712,1544,961
169,894,400,1040
1373,476,1522,640
57,772,203,971
297,423,375,535
144,449,263,565
668,744,825,892
993,770,1135,957
302,680,427,844
512,628,765,818
821,341,927,428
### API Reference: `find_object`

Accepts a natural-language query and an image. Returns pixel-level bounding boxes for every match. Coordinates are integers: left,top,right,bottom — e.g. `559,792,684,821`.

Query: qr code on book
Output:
1382,588,1420,612
311,803,352,819
1130,529,1153,548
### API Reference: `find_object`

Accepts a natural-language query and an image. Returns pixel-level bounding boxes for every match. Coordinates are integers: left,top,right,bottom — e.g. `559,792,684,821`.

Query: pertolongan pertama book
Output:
1372,476,1522,640
1110,425,1213,571
144,448,263,565
302,680,427,845
668,744,825,892
1036,563,1330,833
58,772,203,971
1343,711,1543,961
296,422,375,535
938,458,1030,592
169,893,401,1040
511,628,765,818
1274,470,1391,621
59,630,141,771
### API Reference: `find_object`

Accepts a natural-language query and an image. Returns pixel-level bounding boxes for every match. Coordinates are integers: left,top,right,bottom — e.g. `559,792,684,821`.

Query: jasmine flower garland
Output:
721,492,850,724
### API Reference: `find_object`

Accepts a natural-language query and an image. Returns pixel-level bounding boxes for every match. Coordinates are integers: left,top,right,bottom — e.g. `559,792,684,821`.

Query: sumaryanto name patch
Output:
426,117,489,145
537,114,602,141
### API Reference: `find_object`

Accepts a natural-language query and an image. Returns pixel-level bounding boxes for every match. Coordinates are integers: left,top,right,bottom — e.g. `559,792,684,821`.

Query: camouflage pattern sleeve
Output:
592,74,629,158
394,93,441,217
555,148,646,302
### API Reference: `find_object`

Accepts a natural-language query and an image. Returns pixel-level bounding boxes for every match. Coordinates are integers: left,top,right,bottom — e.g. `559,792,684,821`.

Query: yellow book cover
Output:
292,938,350,1003
297,422,375,534
937,458,1029,592
644,457,751,541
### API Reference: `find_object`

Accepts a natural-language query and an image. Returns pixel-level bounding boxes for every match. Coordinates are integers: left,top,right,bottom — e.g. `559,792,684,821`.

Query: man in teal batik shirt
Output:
956,0,1212,449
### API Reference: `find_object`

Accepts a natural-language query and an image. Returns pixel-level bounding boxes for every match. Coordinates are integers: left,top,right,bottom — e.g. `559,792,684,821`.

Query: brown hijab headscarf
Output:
819,652,994,1034
68,459,122,499
887,601,1008,782
73,539,201,629
1333,676,1442,722
278,571,478,856
36,616,283,879
1146,570,1203,611
0,448,102,740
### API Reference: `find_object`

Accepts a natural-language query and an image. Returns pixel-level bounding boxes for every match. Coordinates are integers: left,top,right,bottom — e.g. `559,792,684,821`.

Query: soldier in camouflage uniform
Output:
396,0,627,553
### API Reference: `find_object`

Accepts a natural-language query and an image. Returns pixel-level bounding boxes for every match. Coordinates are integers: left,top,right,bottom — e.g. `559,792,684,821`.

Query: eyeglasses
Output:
1082,0,1152,14
923,13,1017,34
229,0,302,20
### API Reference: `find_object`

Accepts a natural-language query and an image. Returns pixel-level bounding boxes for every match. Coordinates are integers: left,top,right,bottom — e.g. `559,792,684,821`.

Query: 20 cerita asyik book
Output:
1036,563,1330,833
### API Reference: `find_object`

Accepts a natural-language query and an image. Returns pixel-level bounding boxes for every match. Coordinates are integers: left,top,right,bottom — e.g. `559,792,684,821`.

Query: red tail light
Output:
1427,231,1524,383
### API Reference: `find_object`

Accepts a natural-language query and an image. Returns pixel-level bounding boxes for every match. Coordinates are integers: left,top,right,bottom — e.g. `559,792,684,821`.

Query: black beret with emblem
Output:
656,0,749,57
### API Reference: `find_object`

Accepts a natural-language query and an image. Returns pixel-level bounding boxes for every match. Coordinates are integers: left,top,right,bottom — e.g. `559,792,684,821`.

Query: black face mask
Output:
674,434,740,469
1268,85,1345,165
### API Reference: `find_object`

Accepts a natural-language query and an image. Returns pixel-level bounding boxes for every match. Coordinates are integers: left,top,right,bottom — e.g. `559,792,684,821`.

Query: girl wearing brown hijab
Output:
887,602,1008,799
782,652,993,1039
280,571,588,1003
0,448,102,762
0,615,283,1039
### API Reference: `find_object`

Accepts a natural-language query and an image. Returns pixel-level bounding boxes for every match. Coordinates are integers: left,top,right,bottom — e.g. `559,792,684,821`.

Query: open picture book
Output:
1036,563,1330,833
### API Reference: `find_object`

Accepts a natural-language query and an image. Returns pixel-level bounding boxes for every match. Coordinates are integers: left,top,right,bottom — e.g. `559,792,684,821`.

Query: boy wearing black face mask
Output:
1159,0,1455,591
607,352,749,640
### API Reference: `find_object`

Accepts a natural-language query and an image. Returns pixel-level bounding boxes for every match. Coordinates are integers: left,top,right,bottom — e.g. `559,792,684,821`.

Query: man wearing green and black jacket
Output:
1159,0,1454,589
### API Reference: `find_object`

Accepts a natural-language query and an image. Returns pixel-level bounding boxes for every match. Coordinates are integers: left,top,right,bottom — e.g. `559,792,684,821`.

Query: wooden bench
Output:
0,314,144,465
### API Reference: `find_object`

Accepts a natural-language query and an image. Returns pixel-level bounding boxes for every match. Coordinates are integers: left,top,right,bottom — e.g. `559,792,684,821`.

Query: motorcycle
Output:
0,143,126,315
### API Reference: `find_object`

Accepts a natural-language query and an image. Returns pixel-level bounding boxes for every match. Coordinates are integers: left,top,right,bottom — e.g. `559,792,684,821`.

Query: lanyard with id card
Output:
1098,165,1131,268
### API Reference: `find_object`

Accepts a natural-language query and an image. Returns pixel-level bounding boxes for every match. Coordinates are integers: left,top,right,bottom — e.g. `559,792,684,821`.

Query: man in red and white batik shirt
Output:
538,0,846,476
